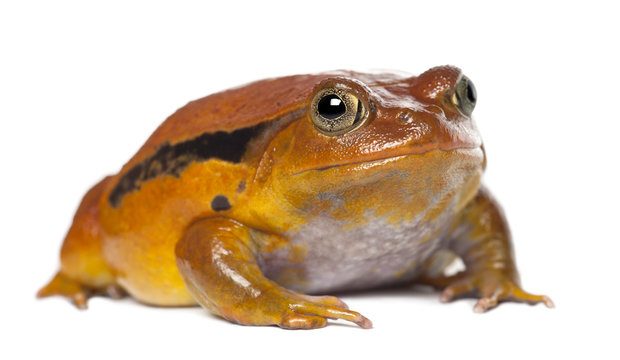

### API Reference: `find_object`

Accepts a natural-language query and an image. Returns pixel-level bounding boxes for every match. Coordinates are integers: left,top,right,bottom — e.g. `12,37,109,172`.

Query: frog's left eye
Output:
310,88,368,135
451,76,477,116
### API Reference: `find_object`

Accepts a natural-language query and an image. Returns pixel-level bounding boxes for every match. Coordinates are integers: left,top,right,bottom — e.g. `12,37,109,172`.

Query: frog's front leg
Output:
425,187,554,313
175,217,372,329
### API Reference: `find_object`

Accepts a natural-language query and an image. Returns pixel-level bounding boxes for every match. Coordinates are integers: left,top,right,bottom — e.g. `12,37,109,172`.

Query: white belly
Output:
257,209,455,293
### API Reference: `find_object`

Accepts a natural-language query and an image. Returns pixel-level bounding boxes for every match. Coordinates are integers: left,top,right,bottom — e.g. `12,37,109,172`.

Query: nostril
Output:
397,106,444,124
394,110,434,145
397,110,415,123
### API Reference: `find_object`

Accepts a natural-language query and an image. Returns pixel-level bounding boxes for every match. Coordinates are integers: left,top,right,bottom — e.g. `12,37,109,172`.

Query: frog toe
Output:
104,284,127,300
482,286,555,311
281,313,328,330
298,294,350,309
434,272,477,303
473,289,554,313
439,280,476,303
287,300,372,329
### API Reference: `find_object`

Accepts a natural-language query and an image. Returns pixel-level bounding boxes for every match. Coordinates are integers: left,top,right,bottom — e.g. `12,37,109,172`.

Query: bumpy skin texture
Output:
38,66,553,329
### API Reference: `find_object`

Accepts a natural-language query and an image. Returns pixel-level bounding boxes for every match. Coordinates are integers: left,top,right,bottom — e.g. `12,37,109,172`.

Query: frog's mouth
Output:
290,145,484,176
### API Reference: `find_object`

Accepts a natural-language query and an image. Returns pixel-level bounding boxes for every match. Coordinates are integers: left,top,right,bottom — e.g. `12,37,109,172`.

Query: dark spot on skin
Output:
211,195,231,211
236,180,246,193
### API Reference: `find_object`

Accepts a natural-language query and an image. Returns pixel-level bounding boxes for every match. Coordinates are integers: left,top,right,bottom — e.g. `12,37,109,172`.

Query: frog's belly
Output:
257,213,451,294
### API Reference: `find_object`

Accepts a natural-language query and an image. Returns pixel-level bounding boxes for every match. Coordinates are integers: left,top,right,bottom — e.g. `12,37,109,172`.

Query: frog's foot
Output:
421,270,554,313
224,288,372,330
285,292,370,329
37,272,125,309
37,272,91,309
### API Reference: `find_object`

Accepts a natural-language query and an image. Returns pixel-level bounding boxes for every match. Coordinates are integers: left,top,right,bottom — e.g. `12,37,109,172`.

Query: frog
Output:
38,65,553,329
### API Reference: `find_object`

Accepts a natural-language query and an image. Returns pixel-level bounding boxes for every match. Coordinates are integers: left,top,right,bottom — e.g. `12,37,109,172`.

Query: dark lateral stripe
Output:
108,122,267,208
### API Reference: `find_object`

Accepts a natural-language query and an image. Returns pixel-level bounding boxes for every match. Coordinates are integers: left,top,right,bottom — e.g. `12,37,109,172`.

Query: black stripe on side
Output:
108,122,266,208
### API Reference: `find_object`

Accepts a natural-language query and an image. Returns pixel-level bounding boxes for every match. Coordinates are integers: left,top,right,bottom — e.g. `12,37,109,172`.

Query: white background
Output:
2,1,618,359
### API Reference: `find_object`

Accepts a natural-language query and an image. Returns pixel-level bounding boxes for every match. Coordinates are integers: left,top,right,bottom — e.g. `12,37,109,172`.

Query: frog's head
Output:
263,66,486,221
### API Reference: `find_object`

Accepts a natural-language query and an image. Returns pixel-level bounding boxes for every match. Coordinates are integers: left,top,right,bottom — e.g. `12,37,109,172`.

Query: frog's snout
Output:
395,105,481,154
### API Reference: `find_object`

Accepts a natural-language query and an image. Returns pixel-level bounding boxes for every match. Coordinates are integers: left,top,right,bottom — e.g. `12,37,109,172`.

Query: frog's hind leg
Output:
38,176,121,309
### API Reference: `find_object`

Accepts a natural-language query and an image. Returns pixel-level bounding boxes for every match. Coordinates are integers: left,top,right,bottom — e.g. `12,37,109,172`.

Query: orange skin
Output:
39,66,553,329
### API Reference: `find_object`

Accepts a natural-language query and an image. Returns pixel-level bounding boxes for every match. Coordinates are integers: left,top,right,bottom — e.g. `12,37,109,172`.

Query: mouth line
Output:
290,145,482,176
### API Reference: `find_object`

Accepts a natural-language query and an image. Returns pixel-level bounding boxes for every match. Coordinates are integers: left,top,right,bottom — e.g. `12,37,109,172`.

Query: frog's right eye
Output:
310,87,367,135
451,75,477,117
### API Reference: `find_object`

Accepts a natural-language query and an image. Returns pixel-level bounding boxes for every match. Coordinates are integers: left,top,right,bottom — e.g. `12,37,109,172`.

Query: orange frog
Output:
39,66,553,329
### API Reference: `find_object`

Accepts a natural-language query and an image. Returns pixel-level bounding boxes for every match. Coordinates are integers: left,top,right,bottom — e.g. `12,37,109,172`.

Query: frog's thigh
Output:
175,217,372,329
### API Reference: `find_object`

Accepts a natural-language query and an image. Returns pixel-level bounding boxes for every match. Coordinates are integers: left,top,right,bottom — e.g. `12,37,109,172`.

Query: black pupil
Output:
318,94,346,119
466,81,477,104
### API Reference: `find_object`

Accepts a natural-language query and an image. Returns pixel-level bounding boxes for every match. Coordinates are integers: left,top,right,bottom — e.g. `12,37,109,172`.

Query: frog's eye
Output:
310,88,367,135
451,76,477,116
